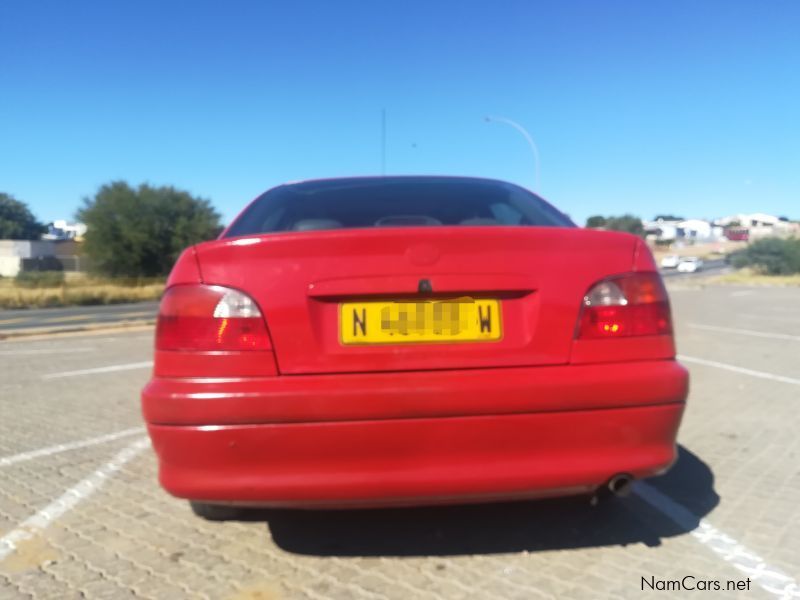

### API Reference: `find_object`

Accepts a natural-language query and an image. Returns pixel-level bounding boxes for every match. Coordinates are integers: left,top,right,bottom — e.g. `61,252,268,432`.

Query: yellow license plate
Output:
340,298,502,345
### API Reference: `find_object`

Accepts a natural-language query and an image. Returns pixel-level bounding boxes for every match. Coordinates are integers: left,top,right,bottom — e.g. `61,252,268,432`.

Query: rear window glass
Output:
224,177,574,237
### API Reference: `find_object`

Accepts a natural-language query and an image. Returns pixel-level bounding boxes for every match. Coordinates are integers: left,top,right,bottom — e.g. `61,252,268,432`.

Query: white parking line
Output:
678,355,800,386
41,361,153,380
634,483,800,598
0,437,149,562
740,314,800,324
0,427,145,467
688,323,800,342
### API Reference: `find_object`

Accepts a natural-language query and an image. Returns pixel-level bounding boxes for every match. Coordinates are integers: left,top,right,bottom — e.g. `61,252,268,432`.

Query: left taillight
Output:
576,272,672,339
156,284,271,351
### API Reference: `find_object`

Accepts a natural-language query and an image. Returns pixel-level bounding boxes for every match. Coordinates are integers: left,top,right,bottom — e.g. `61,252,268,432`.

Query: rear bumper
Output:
149,404,684,508
143,360,687,508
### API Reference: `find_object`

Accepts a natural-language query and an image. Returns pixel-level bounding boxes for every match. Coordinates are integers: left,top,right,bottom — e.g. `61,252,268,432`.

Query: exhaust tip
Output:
607,473,634,497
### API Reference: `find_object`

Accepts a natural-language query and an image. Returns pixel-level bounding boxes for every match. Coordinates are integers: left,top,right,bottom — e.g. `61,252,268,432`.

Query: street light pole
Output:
485,115,540,192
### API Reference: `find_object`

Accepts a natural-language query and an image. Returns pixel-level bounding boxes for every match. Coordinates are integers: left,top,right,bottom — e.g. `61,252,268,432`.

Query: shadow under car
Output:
224,445,717,557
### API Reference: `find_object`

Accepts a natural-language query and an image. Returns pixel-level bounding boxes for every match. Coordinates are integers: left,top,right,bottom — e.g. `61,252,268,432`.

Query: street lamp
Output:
485,115,540,192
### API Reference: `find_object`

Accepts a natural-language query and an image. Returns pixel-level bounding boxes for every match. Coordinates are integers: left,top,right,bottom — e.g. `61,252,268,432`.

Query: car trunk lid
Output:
194,227,637,374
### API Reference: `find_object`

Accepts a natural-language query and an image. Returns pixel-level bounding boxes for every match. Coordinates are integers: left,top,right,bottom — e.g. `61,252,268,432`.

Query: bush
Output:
584,214,644,236
605,214,644,236
14,270,66,288
585,215,606,228
730,237,800,275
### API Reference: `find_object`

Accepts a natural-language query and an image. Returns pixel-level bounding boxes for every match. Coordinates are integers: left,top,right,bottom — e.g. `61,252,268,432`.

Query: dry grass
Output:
0,275,164,309
708,268,800,287
651,240,747,261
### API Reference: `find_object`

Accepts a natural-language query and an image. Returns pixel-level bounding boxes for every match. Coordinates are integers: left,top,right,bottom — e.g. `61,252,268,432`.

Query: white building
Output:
676,219,723,241
644,218,723,243
717,213,797,238
643,219,680,242
42,220,87,241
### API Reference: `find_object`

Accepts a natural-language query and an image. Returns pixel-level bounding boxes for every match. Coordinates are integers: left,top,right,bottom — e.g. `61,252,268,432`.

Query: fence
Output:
19,255,91,273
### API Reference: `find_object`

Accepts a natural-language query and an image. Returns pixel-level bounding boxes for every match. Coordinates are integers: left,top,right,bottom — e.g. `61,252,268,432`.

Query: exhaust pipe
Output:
607,473,634,497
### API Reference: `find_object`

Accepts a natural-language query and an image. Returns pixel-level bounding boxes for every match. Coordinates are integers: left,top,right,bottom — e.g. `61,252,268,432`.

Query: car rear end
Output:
142,176,687,509
660,255,680,269
677,257,701,273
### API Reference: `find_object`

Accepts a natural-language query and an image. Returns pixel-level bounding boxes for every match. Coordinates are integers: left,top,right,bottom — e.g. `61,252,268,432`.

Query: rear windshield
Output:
224,177,574,237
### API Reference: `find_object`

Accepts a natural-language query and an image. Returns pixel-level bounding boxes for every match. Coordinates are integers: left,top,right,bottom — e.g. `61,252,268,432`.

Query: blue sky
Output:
1,0,798,226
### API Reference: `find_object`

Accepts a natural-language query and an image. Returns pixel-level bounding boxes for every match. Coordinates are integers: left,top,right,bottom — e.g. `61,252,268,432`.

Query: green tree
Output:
585,215,607,228
0,193,46,239
605,214,644,236
77,182,222,277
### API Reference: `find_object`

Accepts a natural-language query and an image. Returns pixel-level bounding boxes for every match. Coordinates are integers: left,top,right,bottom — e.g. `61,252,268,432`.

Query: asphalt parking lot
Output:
0,303,158,338
1,283,798,599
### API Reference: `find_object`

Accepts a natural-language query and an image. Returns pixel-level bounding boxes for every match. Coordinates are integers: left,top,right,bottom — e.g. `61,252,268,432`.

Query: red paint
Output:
724,228,749,241
142,178,688,508
148,403,684,508
165,247,202,285
193,227,649,374
143,360,687,426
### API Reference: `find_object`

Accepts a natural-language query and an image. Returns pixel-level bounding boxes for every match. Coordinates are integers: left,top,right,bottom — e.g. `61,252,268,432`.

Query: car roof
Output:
280,175,531,192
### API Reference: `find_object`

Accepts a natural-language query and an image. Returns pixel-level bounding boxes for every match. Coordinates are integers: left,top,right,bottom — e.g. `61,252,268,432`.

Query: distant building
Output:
724,228,749,241
643,217,722,243
676,219,724,241
0,238,87,277
717,213,798,238
646,211,799,245
643,218,680,242
42,220,87,241
0,240,56,277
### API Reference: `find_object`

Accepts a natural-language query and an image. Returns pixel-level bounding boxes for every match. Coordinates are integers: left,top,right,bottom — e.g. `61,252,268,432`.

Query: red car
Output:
142,176,687,518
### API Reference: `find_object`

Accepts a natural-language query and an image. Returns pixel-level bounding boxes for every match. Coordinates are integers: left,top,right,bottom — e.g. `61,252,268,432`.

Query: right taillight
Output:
576,272,672,339
156,284,271,351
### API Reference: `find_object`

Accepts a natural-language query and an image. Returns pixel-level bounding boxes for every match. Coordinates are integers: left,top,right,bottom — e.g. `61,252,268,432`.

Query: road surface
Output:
0,302,158,337
0,282,798,598
659,258,729,278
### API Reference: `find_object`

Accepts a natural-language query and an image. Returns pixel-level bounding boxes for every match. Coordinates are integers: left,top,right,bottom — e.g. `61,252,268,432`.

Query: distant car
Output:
141,175,688,518
660,255,680,269
677,257,703,273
